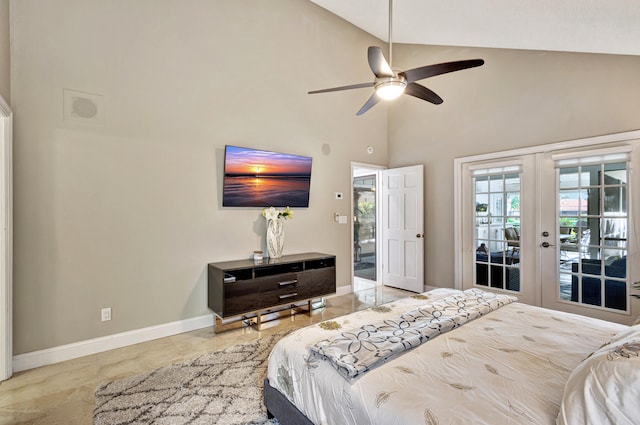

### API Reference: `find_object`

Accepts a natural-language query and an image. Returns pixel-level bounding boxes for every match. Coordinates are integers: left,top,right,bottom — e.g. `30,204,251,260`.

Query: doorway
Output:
351,163,425,294
352,163,383,291
353,174,377,281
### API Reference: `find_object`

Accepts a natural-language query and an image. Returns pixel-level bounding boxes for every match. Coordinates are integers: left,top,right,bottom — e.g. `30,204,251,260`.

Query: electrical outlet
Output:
101,307,112,322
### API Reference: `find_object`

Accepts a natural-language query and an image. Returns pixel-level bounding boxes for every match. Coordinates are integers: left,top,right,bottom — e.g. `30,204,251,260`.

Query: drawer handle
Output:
278,280,297,286
278,293,298,300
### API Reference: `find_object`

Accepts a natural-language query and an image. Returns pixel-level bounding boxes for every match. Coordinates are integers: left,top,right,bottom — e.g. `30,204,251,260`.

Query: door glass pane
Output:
604,163,627,185
582,165,600,186
559,167,579,188
559,189,581,216
475,193,489,209
354,174,376,281
558,162,628,311
604,187,626,213
583,189,600,215
475,178,489,193
489,193,504,217
505,173,520,190
474,173,521,292
489,178,504,192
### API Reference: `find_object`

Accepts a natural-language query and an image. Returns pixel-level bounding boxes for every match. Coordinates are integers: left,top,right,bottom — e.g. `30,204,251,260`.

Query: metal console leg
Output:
214,298,326,333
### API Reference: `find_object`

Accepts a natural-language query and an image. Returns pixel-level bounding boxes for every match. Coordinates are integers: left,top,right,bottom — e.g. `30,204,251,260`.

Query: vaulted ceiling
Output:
310,0,640,56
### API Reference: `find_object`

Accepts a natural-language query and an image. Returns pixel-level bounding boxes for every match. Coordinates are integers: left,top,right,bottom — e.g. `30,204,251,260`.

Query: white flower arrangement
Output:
262,206,294,221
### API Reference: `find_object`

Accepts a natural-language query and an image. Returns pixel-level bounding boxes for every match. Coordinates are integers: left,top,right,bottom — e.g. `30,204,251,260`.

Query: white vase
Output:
266,218,285,259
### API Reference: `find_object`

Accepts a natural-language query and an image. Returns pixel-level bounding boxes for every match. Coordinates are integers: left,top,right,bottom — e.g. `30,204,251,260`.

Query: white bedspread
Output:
267,288,627,425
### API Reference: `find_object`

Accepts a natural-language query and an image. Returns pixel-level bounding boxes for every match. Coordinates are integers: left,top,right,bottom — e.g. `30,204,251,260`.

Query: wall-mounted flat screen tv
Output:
223,145,312,207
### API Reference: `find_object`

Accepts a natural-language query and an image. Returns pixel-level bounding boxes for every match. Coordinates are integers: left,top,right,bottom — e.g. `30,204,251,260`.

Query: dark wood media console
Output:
208,252,336,331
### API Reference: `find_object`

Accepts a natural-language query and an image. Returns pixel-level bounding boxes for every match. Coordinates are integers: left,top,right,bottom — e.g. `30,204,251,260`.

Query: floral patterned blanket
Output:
309,289,516,381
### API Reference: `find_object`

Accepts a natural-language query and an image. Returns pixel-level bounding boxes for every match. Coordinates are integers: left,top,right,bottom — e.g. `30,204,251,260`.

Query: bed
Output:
264,288,640,425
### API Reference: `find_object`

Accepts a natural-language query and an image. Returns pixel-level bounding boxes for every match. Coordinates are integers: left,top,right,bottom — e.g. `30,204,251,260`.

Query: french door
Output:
461,156,538,306
457,136,638,324
539,147,634,323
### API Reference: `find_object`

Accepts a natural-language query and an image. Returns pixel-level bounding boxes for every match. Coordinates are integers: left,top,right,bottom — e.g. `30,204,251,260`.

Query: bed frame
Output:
263,378,314,425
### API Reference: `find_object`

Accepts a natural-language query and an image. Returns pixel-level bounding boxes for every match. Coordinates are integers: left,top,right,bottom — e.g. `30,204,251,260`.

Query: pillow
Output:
556,325,640,425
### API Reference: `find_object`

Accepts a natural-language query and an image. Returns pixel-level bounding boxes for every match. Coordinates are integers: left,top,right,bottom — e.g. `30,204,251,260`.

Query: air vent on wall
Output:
63,88,104,125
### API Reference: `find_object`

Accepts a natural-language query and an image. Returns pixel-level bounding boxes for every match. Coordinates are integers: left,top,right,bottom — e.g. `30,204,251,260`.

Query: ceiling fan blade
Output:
404,83,443,105
308,82,374,94
356,93,381,116
368,46,394,78
401,59,484,84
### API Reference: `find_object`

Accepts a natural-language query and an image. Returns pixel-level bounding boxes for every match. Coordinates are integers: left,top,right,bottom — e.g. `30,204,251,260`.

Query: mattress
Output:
266,288,627,425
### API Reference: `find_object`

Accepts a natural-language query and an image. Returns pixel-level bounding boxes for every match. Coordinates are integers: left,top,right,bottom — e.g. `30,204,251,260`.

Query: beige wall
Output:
11,0,388,354
388,44,640,289
12,1,640,355
0,0,9,103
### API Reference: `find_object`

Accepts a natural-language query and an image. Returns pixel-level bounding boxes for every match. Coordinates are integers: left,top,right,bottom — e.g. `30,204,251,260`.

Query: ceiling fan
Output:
308,0,485,115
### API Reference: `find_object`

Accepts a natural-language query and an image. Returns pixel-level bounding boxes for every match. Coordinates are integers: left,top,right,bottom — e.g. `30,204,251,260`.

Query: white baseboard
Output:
13,314,215,372
13,287,354,373
334,284,352,297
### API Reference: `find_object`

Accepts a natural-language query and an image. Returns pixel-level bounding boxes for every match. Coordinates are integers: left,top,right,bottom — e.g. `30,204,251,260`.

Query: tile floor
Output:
0,285,412,425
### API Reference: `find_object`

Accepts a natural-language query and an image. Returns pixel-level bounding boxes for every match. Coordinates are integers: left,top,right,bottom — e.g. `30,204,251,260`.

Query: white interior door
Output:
0,96,12,382
381,165,424,293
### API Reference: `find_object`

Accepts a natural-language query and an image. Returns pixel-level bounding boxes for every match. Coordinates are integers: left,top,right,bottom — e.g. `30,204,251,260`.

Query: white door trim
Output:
0,95,12,381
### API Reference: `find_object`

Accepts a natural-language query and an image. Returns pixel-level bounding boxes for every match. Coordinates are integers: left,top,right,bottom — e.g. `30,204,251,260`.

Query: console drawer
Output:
260,287,306,308
257,273,305,310
256,273,300,293
223,280,261,316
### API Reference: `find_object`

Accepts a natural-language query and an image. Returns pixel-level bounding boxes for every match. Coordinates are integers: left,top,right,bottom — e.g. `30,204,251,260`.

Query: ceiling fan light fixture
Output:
375,80,406,100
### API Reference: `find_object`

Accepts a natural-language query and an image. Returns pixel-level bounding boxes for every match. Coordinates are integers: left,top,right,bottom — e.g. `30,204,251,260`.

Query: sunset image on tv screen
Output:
223,145,312,207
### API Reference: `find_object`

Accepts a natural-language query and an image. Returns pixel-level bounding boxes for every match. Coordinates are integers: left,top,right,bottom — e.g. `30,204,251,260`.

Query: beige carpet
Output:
94,332,286,425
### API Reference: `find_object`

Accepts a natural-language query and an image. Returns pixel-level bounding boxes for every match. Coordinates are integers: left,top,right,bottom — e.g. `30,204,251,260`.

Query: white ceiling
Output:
310,0,640,56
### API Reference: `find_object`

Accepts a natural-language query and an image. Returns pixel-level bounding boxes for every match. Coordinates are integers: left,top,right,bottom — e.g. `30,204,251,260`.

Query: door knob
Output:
541,241,555,248
542,231,549,237
416,234,424,238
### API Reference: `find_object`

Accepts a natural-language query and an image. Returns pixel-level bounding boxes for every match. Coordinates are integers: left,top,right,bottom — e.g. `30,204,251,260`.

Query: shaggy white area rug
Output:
94,332,286,425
